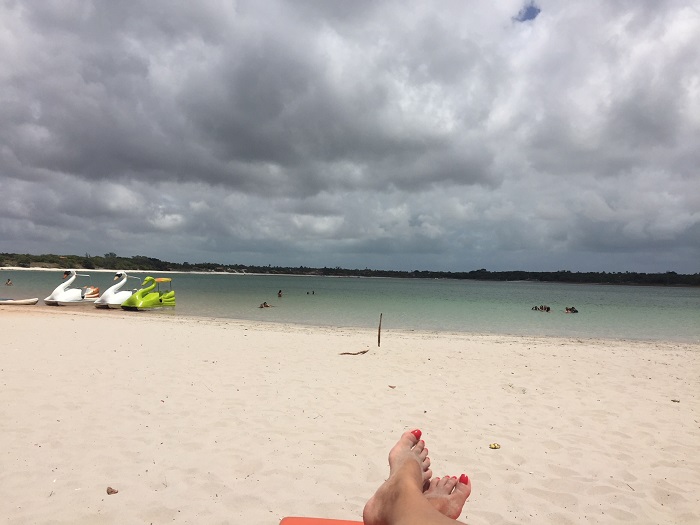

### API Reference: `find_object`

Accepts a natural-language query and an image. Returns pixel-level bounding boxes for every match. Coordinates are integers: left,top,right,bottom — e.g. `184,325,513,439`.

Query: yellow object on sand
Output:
489,443,501,449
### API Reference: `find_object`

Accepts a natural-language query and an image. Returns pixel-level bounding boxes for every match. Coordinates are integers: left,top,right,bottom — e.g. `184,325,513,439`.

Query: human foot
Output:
363,430,433,524
385,429,432,488
424,474,471,519
406,429,432,488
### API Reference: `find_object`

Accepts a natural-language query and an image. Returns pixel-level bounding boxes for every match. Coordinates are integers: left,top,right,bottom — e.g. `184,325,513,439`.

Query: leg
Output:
363,430,471,525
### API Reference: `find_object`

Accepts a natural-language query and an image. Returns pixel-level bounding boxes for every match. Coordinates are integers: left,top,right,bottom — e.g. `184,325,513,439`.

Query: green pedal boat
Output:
121,276,175,310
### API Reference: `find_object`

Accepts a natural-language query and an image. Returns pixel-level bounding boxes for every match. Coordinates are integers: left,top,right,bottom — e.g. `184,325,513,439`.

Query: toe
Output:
456,474,472,500
405,430,421,446
394,430,420,456
442,476,458,493
413,439,426,455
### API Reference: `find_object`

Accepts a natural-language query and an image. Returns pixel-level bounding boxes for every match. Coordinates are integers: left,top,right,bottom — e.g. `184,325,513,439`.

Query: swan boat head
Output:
61,269,77,284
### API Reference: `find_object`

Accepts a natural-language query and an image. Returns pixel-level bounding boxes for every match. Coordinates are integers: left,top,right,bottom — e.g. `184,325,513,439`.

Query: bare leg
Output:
363,431,471,525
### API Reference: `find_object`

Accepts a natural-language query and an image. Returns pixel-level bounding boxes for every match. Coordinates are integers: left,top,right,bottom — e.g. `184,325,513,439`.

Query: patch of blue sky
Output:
514,2,541,22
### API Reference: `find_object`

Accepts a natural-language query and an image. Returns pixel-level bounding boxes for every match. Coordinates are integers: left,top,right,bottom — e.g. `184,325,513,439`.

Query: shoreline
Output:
1,303,698,346
1,309,698,524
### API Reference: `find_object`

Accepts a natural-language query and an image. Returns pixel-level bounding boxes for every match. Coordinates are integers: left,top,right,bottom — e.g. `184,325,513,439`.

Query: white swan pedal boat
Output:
44,270,100,306
94,271,139,309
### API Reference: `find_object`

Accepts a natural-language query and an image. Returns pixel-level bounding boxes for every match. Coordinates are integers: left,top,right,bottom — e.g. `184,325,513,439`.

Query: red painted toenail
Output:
411,429,422,439
459,474,469,485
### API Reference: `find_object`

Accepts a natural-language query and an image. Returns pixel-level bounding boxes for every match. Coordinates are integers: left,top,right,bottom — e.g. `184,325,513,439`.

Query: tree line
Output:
2,252,698,286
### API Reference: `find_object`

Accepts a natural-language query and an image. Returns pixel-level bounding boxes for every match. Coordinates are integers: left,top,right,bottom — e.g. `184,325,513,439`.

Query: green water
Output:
2,270,699,342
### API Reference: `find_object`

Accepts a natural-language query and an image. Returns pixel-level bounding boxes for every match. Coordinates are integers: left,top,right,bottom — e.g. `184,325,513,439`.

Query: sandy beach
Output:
1,308,698,524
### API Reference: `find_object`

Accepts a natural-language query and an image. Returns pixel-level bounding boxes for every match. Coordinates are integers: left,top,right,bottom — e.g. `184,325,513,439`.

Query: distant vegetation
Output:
2,252,698,286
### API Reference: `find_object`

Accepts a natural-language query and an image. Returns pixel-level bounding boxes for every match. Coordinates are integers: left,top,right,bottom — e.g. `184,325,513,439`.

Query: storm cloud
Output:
2,0,699,272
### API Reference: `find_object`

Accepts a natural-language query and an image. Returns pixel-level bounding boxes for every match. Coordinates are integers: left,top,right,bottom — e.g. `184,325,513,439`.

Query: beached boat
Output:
94,271,139,309
44,270,100,306
0,297,39,305
121,276,175,311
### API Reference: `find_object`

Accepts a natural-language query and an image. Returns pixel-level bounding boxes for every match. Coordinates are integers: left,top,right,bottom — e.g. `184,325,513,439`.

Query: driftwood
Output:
339,349,370,355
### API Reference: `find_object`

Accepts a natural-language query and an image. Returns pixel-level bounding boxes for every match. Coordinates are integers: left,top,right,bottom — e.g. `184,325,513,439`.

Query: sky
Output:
2,1,699,273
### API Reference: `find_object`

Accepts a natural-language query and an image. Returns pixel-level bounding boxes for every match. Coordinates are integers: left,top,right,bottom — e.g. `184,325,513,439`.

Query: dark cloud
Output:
1,1,698,272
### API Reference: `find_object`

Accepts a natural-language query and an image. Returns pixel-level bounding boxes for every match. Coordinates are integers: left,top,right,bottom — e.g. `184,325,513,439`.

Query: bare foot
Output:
411,430,433,489
364,431,473,525
424,475,471,519
363,429,432,525
388,429,432,487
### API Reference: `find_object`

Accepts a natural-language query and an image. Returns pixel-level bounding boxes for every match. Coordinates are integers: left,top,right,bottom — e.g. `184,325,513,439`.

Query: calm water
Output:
2,270,699,343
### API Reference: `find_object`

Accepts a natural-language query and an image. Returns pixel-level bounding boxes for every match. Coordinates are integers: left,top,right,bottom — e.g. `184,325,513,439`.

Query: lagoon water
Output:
2,269,699,343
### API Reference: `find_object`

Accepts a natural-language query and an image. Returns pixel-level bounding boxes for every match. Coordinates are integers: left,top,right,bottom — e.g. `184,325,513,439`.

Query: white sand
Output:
1,308,698,525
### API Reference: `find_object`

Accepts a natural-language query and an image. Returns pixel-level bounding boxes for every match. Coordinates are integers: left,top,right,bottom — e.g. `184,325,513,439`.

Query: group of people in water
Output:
259,289,284,308
258,289,317,308
532,304,579,313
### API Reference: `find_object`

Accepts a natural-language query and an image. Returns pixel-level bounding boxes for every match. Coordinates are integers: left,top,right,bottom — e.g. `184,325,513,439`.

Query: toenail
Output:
459,474,470,485
411,429,422,439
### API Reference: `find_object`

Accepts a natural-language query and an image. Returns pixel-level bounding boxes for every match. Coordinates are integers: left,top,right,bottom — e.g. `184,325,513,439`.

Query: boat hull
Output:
0,298,39,305
121,290,176,310
46,298,99,306
94,291,134,309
